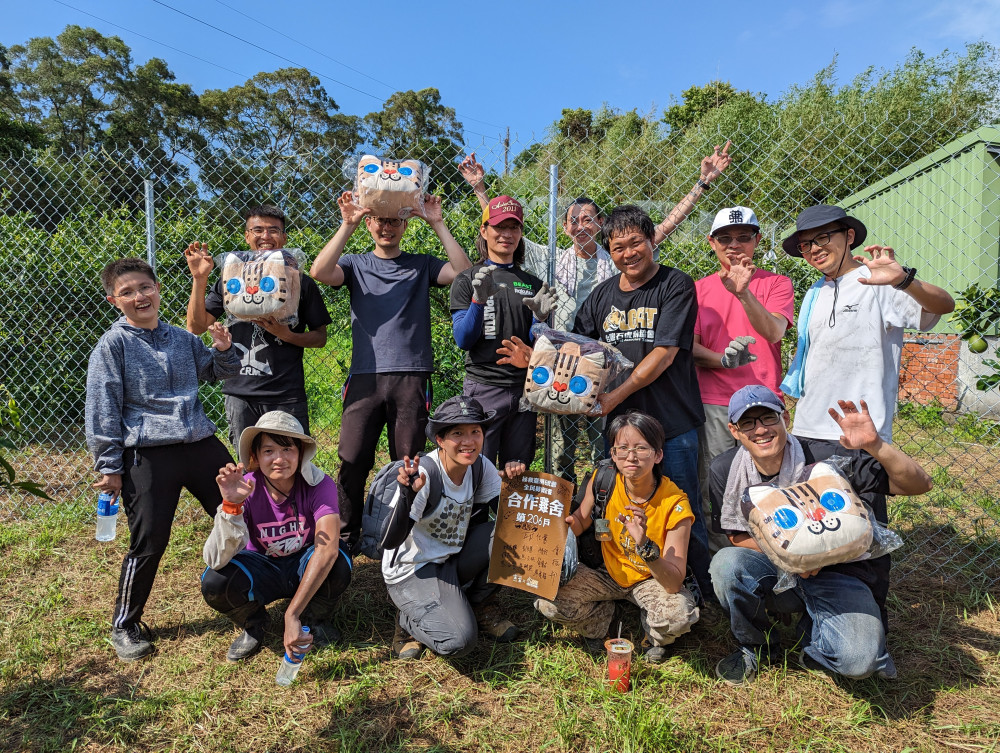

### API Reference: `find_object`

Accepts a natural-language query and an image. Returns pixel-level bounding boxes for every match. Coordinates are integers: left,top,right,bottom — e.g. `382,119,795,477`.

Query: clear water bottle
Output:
275,626,311,686
96,492,119,542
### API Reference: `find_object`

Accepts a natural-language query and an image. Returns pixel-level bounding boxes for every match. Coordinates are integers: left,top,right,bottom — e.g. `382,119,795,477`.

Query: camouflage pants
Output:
534,563,700,646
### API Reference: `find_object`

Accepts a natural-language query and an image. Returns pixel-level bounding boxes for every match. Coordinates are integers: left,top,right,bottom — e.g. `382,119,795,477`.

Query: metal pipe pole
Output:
544,165,559,474
143,179,157,271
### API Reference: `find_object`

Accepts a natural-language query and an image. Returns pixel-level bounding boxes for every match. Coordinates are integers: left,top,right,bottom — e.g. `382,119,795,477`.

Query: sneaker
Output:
309,622,342,647
475,600,518,642
226,626,264,662
392,621,424,660
642,644,670,664
111,622,154,662
715,649,758,686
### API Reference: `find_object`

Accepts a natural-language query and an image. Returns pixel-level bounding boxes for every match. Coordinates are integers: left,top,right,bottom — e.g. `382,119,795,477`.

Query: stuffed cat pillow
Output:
215,249,305,326
355,155,428,219
740,462,873,574
523,335,609,415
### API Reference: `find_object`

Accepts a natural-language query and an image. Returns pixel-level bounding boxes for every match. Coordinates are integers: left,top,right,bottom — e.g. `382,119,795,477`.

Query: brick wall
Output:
899,333,960,410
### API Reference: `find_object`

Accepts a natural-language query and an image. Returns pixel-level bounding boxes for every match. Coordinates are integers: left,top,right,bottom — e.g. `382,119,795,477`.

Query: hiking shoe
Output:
475,600,518,642
111,622,154,662
642,645,670,664
226,626,264,662
716,649,758,686
309,622,342,647
392,621,424,660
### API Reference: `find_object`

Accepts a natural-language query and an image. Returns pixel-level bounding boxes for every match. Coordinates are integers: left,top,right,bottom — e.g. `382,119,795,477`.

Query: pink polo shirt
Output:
694,269,795,406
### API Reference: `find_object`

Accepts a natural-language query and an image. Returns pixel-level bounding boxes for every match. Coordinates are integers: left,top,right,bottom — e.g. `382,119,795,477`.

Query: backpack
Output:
357,454,486,561
570,458,617,571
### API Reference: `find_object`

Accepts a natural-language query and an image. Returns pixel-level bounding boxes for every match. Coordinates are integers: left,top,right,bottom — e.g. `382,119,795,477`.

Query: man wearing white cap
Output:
694,207,795,550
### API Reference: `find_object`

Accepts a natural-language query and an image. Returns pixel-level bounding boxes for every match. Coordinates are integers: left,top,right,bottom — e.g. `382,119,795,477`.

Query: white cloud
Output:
924,0,1000,42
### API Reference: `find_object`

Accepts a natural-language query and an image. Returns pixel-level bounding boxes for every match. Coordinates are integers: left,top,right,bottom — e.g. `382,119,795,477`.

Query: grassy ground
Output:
1,499,999,753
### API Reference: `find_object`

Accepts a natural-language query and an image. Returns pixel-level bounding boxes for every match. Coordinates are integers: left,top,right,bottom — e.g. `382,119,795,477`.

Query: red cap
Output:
483,195,523,226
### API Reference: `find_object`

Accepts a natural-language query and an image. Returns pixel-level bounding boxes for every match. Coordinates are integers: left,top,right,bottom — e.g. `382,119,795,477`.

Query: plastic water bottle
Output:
275,626,311,686
96,492,119,542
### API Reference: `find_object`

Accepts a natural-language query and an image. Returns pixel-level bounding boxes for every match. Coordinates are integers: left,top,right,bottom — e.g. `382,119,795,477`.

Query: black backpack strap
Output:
591,458,617,520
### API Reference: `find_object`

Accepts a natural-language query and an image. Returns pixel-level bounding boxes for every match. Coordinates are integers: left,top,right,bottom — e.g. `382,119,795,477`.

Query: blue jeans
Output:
710,547,896,679
660,427,712,599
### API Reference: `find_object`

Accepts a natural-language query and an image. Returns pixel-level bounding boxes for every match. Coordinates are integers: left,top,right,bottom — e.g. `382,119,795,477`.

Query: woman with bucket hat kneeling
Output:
201,411,351,661
381,395,526,659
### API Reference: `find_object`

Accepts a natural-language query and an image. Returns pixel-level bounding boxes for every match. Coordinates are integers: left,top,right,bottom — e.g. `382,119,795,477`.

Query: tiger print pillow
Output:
215,249,304,326
354,155,428,219
740,462,873,574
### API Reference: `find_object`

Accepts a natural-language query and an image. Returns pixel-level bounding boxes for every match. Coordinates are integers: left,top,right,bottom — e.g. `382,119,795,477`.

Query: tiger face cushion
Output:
740,462,873,574
355,155,427,219
218,249,302,324
523,336,607,415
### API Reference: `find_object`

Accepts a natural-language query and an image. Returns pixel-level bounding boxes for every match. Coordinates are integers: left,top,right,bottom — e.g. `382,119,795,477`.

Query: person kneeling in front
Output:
535,411,700,664
709,385,932,685
381,396,526,659
201,412,351,662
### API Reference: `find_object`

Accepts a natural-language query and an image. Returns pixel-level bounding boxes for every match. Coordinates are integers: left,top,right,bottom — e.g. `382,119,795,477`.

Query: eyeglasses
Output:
796,227,847,255
610,445,655,459
247,225,285,237
735,412,781,433
713,233,757,245
112,283,157,302
370,217,403,227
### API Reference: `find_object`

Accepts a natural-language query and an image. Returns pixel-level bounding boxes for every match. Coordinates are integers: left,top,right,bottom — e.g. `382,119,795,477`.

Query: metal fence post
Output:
543,164,559,475
144,179,156,271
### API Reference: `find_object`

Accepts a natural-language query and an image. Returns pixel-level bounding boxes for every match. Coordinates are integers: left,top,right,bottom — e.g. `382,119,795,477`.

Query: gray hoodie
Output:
85,317,241,476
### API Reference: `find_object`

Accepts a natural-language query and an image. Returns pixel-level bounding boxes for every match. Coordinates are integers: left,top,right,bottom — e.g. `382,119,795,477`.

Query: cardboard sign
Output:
488,471,573,600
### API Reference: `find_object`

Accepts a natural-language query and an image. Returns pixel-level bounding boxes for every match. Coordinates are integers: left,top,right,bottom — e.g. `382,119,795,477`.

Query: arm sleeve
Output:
204,279,225,319
380,468,431,551
191,330,241,382
766,274,797,325
573,290,598,338
653,271,697,349
452,304,485,350
203,507,251,570
84,336,126,476
428,254,448,288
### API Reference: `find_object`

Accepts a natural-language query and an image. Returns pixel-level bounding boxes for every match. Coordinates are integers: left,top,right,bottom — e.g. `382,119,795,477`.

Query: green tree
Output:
662,80,751,131
363,88,464,192
199,67,360,224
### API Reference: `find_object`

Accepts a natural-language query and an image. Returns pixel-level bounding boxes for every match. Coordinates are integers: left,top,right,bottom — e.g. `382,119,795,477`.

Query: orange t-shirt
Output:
601,474,694,588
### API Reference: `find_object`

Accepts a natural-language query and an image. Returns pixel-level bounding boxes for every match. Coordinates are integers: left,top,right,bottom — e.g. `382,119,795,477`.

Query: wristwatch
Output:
637,538,661,563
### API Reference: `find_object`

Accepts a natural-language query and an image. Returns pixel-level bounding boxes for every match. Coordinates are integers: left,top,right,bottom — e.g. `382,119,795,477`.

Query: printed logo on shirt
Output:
601,305,658,345
512,281,534,296
257,514,308,557
233,341,273,377
842,304,860,313
483,296,497,340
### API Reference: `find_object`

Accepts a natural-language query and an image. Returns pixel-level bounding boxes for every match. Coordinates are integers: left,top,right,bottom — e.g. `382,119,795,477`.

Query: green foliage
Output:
898,400,948,430
953,412,1000,444
0,387,51,499
662,80,755,132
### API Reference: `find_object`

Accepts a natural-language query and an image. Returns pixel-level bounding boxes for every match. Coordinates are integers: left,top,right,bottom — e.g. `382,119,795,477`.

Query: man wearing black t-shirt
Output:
310,191,473,544
709,385,932,685
185,205,331,444
572,205,712,597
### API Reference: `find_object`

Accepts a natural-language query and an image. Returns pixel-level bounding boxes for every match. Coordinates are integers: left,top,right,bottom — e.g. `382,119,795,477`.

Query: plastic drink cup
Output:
605,638,633,691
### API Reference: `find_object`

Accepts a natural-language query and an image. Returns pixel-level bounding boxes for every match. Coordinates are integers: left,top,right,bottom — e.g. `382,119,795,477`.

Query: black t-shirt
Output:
573,265,704,438
205,272,331,402
450,262,544,387
709,438,892,613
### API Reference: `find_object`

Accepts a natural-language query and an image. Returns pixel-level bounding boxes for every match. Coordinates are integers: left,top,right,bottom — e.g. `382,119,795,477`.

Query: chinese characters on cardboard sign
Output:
488,471,573,600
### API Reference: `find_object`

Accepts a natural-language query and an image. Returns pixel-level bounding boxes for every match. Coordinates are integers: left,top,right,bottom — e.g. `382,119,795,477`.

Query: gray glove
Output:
471,266,497,304
721,336,757,369
524,283,558,321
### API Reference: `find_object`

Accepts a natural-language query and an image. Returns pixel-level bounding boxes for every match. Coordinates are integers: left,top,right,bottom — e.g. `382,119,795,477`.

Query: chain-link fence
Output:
2,112,999,588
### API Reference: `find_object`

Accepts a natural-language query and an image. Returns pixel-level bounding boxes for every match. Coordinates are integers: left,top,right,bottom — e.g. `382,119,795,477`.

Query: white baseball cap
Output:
711,206,759,235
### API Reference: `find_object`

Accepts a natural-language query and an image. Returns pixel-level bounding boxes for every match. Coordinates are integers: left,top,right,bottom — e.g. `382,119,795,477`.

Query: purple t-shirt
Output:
241,471,339,557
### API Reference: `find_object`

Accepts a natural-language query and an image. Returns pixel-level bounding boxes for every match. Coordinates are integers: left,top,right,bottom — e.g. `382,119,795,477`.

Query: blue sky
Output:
5,0,998,153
